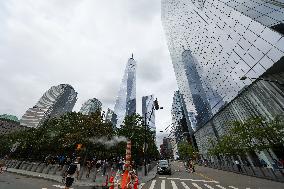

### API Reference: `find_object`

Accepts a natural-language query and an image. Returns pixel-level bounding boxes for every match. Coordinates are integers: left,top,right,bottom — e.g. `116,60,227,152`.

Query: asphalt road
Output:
0,172,92,189
1,162,284,189
141,161,284,189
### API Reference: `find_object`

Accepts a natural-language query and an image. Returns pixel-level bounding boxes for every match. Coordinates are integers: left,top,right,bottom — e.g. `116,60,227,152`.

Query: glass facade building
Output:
171,91,194,142
20,84,77,128
161,0,284,130
105,108,118,127
142,95,156,131
114,55,136,127
79,98,102,115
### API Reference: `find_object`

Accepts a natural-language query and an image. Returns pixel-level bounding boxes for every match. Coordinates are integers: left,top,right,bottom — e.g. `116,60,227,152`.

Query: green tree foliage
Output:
208,115,284,157
177,141,197,160
117,114,159,164
0,112,159,164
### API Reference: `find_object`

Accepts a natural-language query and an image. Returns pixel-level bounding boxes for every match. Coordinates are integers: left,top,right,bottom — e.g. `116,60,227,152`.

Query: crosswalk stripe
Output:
161,180,166,189
204,184,215,189
149,180,156,189
171,180,178,189
192,183,203,189
216,185,226,189
139,183,145,189
228,186,238,189
181,182,191,189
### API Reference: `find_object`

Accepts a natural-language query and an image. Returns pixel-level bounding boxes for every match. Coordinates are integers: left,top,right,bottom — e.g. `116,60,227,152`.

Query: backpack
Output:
67,163,77,175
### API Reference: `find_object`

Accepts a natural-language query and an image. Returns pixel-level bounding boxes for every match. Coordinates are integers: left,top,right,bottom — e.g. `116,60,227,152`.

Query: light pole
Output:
143,98,163,176
240,75,284,86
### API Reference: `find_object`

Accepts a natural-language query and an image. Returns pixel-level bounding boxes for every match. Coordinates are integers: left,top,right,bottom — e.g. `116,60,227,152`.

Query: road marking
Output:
161,180,165,189
192,183,203,189
216,185,226,189
149,180,156,189
171,180,178,189
228,186,238,189
52,185,73,189
159,176,167,178
139,183,145,189
204,184,215,189
166,177,218,183
195,172,217,182
181,182,191,189
42,188,47,189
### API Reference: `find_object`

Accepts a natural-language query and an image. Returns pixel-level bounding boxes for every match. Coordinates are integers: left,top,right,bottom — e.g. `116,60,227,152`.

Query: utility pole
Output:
143,98,162,176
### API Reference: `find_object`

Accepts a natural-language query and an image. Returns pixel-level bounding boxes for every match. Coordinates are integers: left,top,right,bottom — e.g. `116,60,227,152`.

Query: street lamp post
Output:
240,75,284,86
143,98,162,176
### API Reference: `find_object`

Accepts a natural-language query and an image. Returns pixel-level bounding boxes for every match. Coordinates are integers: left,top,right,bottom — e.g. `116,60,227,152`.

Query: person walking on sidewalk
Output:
235,159,242,172
64,157,80,189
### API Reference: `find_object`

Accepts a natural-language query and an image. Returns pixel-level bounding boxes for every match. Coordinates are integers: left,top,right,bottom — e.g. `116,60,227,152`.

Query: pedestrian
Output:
260,159,267,167
188,160,195,173
0,160,6,174
64,157,80,189
102,160,108,176
235,159,242,172
86,159,92,178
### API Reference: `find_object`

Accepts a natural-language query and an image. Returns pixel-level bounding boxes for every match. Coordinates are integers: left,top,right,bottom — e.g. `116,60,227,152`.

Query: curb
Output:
6,169,62,184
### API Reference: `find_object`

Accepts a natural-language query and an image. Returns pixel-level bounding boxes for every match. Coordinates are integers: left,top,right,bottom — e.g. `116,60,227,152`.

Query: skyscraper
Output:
171,91,194,142
142,95,155,131
79,98,102,115
20,84,77,128
105,108,117,127
181,50,213,128
114,55,136,127
162,0,284,128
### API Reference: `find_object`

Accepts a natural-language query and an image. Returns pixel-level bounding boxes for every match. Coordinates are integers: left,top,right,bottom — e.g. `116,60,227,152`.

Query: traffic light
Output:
154,98,159,110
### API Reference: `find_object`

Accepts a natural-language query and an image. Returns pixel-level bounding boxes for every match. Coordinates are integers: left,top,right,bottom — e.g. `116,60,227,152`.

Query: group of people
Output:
185,159,195,173
60,156,136,189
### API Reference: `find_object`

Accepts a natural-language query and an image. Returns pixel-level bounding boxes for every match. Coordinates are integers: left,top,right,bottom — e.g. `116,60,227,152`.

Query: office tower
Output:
20,84,77,128
105,108,117,127
171,91,194,142
182,50,213,128
114,55,136,127
142,95,156,132
162,0,284,128
79,98,102,115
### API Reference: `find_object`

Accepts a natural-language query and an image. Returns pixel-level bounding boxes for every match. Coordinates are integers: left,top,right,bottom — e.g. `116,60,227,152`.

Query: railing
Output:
198,161,284,183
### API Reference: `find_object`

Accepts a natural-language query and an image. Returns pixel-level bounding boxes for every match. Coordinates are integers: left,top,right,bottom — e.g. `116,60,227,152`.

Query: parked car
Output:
157,160,171,175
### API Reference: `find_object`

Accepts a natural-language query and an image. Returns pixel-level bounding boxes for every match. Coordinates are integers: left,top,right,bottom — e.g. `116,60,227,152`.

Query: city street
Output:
0,172,91,189
141,161,284,189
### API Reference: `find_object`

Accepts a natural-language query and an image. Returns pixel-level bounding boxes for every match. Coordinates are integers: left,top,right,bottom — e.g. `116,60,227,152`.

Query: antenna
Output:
131,53,134,59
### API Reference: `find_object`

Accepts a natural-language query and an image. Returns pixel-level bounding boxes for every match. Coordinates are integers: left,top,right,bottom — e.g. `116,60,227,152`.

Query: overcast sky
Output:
0,0,177,143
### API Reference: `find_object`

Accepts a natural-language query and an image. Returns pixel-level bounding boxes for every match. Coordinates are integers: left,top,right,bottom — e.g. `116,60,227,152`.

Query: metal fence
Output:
200,161,284,183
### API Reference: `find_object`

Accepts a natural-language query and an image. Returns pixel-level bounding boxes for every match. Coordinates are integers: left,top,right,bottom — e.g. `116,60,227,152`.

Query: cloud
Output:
0,0,177,144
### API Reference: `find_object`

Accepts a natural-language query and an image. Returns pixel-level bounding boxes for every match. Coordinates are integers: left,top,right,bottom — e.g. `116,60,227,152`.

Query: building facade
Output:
160,137,174,159
20,84,77,128
195,60,284,167
142,95,156,132
171,91,194,144
105,108,118,127
79,98,102,115
161,0,284,130
114,55,136,127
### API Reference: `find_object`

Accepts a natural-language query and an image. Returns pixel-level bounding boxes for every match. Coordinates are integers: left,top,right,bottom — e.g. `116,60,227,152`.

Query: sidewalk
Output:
6,163,158,187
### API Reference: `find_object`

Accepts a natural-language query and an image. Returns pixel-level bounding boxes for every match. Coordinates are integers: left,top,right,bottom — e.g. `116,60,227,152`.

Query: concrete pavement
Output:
141,161,284,189
4,163,158,188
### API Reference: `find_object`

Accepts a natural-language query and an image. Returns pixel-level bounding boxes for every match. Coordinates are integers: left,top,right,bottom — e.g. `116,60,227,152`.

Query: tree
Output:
177,141,197,160
117,114,159,164
208,115,284,157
